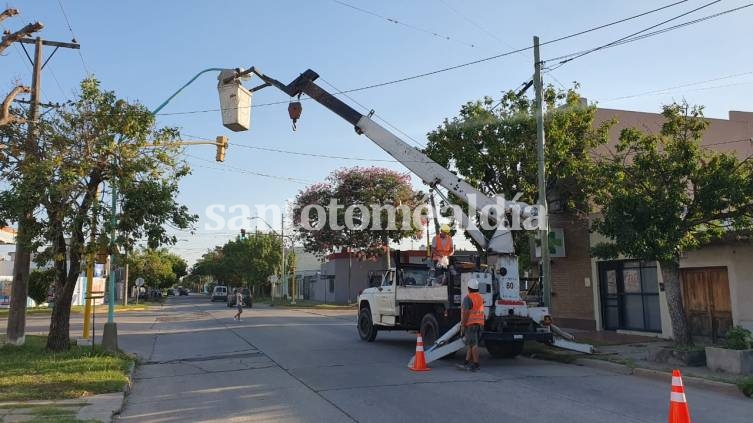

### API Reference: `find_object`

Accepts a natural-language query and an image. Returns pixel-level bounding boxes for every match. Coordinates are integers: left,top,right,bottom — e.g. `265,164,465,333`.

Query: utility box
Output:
217,69,251,132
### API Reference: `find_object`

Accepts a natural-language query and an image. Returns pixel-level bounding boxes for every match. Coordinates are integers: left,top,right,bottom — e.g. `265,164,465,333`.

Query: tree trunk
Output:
5,213,33,346
46,280,74,351
45,219,79,351
660,259,692,345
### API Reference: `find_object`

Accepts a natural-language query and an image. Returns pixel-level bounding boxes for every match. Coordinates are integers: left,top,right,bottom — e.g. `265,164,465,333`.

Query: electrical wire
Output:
155,0,689,117
599,70,753,103
546,1,751,70
183,153,314,184
318,76,426,148
56,0,90,76
332,0,477,48
181,133,433,163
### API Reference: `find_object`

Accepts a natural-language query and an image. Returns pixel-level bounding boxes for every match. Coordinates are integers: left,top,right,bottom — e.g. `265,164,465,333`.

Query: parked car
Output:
167,288,176,296
227,288,252,308
210,285,228,302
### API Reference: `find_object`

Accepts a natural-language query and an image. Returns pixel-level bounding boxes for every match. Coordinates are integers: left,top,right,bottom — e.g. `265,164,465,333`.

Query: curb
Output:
122,361,136,396
575,358,745,398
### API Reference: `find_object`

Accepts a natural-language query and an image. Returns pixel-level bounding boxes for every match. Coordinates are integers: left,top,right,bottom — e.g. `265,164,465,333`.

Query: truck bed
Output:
395,285,448,303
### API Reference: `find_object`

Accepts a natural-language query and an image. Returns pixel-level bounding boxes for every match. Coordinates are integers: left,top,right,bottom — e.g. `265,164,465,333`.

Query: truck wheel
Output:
486,340,524,358
420,314,440,347
358,308,378,342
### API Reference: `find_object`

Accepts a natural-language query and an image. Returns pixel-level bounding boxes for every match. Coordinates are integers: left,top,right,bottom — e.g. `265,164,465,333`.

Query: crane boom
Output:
225,67,535,253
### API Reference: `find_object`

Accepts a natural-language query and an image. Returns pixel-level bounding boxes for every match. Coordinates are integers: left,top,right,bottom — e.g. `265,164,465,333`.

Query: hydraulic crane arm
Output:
224,67,535,253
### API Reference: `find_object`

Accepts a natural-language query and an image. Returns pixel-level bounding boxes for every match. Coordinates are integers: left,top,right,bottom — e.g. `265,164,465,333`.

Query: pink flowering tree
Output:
292,167,424,258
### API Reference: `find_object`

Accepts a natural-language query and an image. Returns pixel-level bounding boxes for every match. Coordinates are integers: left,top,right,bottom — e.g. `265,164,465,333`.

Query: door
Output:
375,270,397,324
599,262,621,330
598,260,661,332
681,267,732,341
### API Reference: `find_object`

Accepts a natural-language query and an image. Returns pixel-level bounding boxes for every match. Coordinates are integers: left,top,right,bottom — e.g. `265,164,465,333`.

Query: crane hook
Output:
288,97,302,131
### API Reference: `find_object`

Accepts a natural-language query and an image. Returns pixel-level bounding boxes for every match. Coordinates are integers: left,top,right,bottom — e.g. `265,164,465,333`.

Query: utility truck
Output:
218,67,593,362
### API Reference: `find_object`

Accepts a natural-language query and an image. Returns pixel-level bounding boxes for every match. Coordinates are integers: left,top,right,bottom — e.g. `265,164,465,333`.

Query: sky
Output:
2,0,753,265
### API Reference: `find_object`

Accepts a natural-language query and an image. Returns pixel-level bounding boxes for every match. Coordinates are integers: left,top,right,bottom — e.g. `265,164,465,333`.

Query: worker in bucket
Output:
459,278,484,372
431,224,454,268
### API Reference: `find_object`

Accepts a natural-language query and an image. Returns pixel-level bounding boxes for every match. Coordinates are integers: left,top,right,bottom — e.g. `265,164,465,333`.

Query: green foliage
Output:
27,269,55,305
738,376,753,397
424,85,611,257
292,167,423,258
592,103,753,262
127,249,187,290
725,326,753,350
591,102,753,345
0,78,196,351
192,233,286,292
425,86,611,213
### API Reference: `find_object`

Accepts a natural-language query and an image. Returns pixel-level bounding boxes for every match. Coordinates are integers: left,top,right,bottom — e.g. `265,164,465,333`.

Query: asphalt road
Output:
105,295,753,422
9,295,744,422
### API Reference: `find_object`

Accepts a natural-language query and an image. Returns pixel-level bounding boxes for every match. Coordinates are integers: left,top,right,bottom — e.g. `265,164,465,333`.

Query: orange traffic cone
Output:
668,369,691,423
409,334,431,372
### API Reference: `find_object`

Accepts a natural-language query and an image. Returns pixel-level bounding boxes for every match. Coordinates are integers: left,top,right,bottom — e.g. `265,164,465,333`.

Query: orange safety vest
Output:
432,234,454,259
464,292,485,327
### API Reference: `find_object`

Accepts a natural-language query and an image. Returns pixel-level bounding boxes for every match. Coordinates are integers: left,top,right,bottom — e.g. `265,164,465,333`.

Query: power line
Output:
332,0,477,48
599,70,753,103
56,0,91,76
546,1,748,69
181,133,432,163
318,76,426,148
156,0,689,117
436,0,515,50
183,153,313,184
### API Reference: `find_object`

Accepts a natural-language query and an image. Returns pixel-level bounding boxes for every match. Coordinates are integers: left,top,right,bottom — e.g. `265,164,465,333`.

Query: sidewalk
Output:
529,329,752,397
0,393,124,422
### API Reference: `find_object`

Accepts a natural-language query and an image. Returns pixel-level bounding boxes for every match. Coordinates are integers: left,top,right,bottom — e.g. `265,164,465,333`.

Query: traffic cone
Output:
668,369,691,423
409,334,431,372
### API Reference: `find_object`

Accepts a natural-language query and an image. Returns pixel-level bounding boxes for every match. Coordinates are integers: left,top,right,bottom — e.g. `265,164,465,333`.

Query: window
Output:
599,260,660,332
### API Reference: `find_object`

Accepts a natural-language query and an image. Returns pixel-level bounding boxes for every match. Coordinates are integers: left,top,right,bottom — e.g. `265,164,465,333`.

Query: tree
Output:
0,78,196,351
591,103,753,345
292,167,423,258
424,86,612,256
128,249,186,290
192,233,284,294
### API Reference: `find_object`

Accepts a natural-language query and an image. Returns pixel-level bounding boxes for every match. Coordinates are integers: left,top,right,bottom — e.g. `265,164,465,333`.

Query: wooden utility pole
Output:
5,35,80,346
533,36,552,309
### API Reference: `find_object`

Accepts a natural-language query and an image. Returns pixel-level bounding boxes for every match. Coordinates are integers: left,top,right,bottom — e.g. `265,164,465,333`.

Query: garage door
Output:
680,267,732,341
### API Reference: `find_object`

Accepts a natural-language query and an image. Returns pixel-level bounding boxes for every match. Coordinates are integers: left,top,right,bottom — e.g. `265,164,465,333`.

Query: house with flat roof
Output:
543,107,753,339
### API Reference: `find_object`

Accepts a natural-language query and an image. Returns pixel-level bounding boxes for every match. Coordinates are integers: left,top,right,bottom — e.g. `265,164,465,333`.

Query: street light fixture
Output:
101,67,229,352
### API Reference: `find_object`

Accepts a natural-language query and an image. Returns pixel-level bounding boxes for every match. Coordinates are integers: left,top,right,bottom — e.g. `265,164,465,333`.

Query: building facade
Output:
548,107,753,337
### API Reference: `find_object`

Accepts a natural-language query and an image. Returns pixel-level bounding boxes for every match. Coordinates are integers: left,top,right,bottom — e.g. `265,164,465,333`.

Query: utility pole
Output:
82,186,100,340
533,36,552,309
280,212,286,304
4,33,80,346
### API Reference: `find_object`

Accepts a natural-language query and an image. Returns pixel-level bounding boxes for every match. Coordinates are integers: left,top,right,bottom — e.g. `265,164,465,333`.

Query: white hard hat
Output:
467,279,479,290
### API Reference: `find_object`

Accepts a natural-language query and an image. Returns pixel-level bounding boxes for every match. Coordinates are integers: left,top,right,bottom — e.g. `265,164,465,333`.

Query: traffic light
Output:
215,135,228,162
240,228,246,239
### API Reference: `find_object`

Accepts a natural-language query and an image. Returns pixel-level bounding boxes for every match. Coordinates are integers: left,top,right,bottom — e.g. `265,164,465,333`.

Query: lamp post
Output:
247,214,294,304
101,67,226,352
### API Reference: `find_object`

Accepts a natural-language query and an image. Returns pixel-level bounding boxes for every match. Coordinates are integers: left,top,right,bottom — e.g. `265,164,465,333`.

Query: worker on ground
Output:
233,289,244,321
460,278,483,372
431,224,455,267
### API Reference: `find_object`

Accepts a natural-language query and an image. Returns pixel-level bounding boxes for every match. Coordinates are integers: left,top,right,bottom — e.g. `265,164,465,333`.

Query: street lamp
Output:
246,215,295,304
101,67,228,352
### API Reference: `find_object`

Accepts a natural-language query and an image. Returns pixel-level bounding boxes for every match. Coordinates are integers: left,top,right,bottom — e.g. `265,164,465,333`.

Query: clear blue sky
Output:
3,0,752,264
